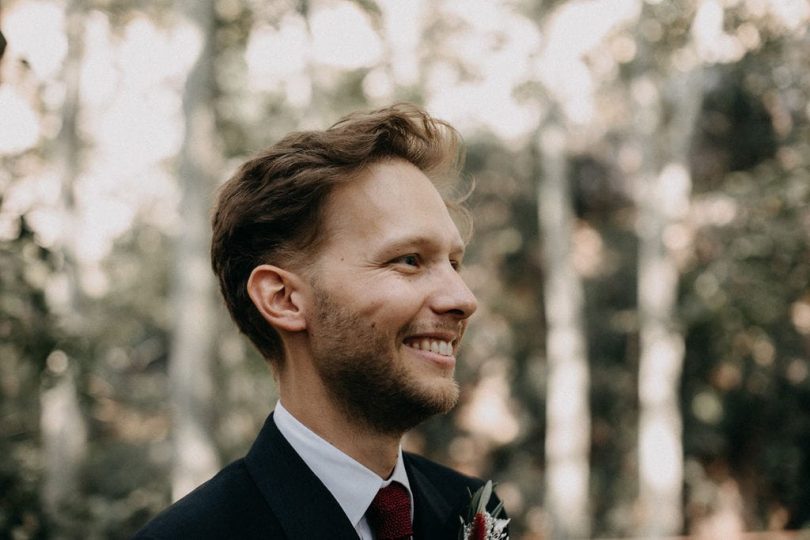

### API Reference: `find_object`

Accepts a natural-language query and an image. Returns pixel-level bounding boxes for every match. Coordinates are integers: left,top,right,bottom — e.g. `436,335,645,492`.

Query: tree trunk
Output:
40,0,87,534
636,67,703,537
41,364,87,535
168,0,221,500
539,123,591,540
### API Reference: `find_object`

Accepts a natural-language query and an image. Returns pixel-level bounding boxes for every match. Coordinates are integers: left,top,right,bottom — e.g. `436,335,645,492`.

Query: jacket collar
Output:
245,413,360,539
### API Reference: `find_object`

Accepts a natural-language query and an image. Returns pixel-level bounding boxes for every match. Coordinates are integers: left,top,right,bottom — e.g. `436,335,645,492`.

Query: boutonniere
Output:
458,480,510,540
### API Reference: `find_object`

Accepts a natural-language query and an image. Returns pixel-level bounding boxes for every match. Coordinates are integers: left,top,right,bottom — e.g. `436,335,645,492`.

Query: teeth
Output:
406,338,453,356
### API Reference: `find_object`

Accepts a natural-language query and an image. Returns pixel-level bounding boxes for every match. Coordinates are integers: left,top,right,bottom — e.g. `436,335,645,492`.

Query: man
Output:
135,104,506,539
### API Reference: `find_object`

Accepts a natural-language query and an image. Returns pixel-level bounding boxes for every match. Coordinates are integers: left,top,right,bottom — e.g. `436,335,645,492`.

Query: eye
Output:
450,259,462,271
392,254,420,268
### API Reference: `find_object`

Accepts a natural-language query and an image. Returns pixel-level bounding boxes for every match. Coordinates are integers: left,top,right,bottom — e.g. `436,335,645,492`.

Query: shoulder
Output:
404,452,509,538
404,452,502,512
132,458,282,539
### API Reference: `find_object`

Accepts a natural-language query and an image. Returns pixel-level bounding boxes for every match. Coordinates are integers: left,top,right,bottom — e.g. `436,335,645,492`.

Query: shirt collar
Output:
273,400,413,528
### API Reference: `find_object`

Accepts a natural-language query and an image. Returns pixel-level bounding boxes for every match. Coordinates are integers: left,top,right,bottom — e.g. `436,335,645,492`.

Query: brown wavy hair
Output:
210,103,468,366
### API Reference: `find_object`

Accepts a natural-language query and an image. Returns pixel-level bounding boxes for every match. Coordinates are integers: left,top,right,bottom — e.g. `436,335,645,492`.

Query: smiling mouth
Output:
403,337,455,357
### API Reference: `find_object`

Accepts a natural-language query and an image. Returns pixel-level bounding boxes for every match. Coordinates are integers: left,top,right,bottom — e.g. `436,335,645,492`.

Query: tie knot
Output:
367,482,412,540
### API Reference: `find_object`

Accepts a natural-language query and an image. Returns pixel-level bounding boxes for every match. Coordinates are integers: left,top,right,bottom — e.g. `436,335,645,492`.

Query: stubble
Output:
309,291,459,436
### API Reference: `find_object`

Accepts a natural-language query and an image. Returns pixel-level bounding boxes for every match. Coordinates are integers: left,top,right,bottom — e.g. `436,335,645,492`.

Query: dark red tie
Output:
367,482,413,540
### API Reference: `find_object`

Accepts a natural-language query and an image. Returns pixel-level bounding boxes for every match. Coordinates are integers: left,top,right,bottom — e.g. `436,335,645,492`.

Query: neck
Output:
278,368,402,478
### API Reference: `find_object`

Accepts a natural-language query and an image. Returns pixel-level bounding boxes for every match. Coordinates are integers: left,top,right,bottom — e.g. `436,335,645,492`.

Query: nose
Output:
430,263,478,319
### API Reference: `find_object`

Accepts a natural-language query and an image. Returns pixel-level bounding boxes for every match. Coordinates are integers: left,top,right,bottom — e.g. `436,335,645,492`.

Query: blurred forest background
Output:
1,0,809,538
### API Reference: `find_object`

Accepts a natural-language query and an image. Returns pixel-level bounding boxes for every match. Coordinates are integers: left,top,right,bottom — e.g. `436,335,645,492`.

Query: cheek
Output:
358,285,424,325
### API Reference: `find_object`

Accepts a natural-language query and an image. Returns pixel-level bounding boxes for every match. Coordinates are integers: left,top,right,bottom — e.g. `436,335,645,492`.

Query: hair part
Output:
210,103,469,366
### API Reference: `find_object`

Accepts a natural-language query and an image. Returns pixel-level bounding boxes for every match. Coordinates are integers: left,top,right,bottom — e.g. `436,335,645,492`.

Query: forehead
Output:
319,159,464,252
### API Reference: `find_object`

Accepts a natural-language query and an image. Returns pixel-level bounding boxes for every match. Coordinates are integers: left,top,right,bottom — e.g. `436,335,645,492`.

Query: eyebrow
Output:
379,234,466,258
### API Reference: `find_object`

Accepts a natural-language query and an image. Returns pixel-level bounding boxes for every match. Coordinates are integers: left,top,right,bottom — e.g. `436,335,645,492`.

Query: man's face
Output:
304,158,478,435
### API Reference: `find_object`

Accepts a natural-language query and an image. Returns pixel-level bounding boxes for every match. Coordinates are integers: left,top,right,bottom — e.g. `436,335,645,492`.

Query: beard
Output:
308,290,459,436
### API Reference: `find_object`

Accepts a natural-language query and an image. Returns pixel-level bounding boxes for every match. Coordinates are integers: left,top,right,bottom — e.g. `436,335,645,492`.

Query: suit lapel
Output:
405,456,460,540
245,413,360,540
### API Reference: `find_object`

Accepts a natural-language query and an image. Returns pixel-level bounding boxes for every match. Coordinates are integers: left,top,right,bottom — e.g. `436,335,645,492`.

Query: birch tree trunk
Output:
41,363,87,535
41,0,87,533
539,124,591,540
169,0,220,500
635,67,703,538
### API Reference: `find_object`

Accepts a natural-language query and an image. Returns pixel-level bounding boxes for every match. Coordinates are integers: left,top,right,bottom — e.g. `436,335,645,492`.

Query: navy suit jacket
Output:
133,413,504,539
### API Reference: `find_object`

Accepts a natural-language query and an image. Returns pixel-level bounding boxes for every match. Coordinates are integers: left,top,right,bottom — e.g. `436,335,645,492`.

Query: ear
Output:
247,264,308,333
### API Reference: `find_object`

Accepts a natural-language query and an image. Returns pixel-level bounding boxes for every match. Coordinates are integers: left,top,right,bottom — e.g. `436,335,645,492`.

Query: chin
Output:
410,376,460,415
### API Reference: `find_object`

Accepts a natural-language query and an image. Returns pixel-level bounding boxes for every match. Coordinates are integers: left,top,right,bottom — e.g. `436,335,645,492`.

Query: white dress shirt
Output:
273,401,414,540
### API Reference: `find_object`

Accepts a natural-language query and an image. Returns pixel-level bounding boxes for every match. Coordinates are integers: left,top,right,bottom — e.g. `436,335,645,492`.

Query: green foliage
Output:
682,161,810,528
0,218,56,539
